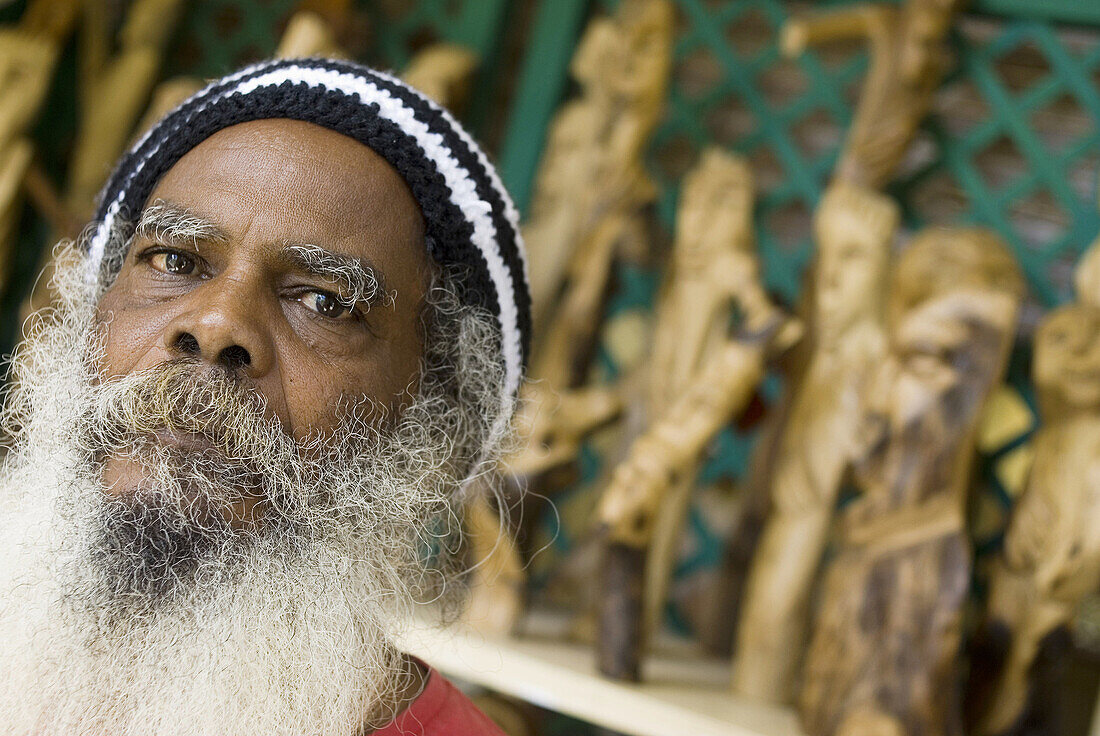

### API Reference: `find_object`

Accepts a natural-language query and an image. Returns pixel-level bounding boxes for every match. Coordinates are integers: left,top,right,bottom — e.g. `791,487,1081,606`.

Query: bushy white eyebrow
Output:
284,243,393,308
135,200,230,246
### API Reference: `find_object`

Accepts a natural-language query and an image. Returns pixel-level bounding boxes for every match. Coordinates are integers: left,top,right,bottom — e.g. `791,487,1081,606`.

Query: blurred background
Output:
3,1,1100,734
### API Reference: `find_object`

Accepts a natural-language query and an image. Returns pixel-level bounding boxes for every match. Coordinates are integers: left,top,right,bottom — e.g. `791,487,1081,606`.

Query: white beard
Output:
0,247,478,735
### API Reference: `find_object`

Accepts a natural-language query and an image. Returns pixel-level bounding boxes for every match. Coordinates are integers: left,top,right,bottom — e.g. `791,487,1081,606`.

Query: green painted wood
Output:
496,0,592,215
975,0,1100,25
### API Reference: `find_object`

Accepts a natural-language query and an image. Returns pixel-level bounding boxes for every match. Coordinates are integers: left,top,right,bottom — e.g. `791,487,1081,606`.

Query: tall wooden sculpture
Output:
970,243,1100,736
732,0,961,702
65,0,186,222
0,0,80,296
507,0,672,481
799,229,1024,736
463,0,673,635
522,0,672,334
23,0,185,318
595,149,798,680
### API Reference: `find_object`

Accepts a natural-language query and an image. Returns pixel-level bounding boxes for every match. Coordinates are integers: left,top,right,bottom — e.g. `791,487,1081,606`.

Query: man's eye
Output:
149,251,198,275
301,291,352,319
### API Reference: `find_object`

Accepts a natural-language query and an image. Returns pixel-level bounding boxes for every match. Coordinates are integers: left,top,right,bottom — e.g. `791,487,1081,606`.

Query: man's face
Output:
0,120,494,736
96,119,432,522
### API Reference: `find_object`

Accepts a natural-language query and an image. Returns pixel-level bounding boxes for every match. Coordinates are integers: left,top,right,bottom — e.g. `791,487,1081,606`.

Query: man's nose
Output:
163,277,276,377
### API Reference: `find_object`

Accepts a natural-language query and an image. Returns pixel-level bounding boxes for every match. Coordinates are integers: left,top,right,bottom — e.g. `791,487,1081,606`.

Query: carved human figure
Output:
0,0,79,292
799,228,1024,736
505,0,673,481
593,150,796,679
466,0,673,635
732,181,896,702
523,0,672,332
971,297,1100,736
65,0,186,220
638,150,798,642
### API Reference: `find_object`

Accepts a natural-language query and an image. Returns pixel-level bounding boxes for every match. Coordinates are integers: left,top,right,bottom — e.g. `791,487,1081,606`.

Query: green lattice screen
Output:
528,0,1100,638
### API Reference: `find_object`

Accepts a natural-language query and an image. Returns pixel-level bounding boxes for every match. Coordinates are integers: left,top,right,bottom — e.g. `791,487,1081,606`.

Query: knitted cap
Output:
87,57,530,415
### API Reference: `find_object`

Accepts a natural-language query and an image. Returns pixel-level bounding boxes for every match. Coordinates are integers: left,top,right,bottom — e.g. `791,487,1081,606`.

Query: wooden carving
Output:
275,10,347,59
0,0,80,295
504,0,672,481
799,229,1024,736
970,245,1100,736
595,149,799,680
522,0,672,333
733,181,897,702
782,0,962,189
732,0,962,701
401,44,479,111
23,0,184,319
64,0,186,221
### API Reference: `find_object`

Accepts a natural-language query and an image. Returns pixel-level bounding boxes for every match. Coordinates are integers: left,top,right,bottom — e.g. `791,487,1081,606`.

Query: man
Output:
0,59,529,735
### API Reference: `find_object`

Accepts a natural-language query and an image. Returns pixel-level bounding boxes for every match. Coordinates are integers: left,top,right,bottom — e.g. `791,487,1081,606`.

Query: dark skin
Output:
97,119,432,515
95,118,434,721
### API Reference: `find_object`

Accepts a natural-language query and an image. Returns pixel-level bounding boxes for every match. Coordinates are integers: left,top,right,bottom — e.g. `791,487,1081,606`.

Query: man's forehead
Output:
140,119,428,281
148,119,425,243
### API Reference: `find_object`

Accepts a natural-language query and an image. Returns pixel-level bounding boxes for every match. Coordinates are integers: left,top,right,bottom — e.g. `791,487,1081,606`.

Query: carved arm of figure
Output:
595,312,796,680
783,0,961,189
972,302,1100,736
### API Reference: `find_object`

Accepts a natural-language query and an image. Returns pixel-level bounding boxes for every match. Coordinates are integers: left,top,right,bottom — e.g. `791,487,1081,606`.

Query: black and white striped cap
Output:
87,57,530,418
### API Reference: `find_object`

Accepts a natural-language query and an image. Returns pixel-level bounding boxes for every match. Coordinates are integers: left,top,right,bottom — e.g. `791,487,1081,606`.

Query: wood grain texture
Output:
971,242,1100,736
799,228,1024,736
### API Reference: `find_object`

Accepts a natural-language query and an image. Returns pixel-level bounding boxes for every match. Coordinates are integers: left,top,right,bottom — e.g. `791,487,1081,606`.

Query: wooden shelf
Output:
396,614,804,736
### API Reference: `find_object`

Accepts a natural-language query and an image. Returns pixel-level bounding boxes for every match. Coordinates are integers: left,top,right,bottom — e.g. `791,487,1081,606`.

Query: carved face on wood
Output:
812,183,896,343
674,150,753,268
1034,304,1100,413
885,228,1023,429
570,0,672,100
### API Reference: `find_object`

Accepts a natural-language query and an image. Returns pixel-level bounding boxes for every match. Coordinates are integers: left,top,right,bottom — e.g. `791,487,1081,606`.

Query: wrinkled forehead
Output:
137,119,427,274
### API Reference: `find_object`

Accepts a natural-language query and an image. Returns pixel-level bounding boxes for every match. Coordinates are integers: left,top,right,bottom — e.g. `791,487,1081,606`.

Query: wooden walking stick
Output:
799,229,1024,736
461,0,673,635
733,0,962,702
0,0,80,297
969,240,1100,736
595,149,799,680
522,0,673,335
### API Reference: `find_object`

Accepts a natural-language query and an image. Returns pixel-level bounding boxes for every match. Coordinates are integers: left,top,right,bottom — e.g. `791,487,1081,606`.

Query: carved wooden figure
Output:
732,0,962,701
522,0,672,333
971,246,1100,736
275,10,347,58
782,0,962,190
0,0,80,294
733,182,897,702
595,149,799,680
402,44,479,111
23,0,184,319
64,0,186,221
503,0,672,482
799,229,1024,736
